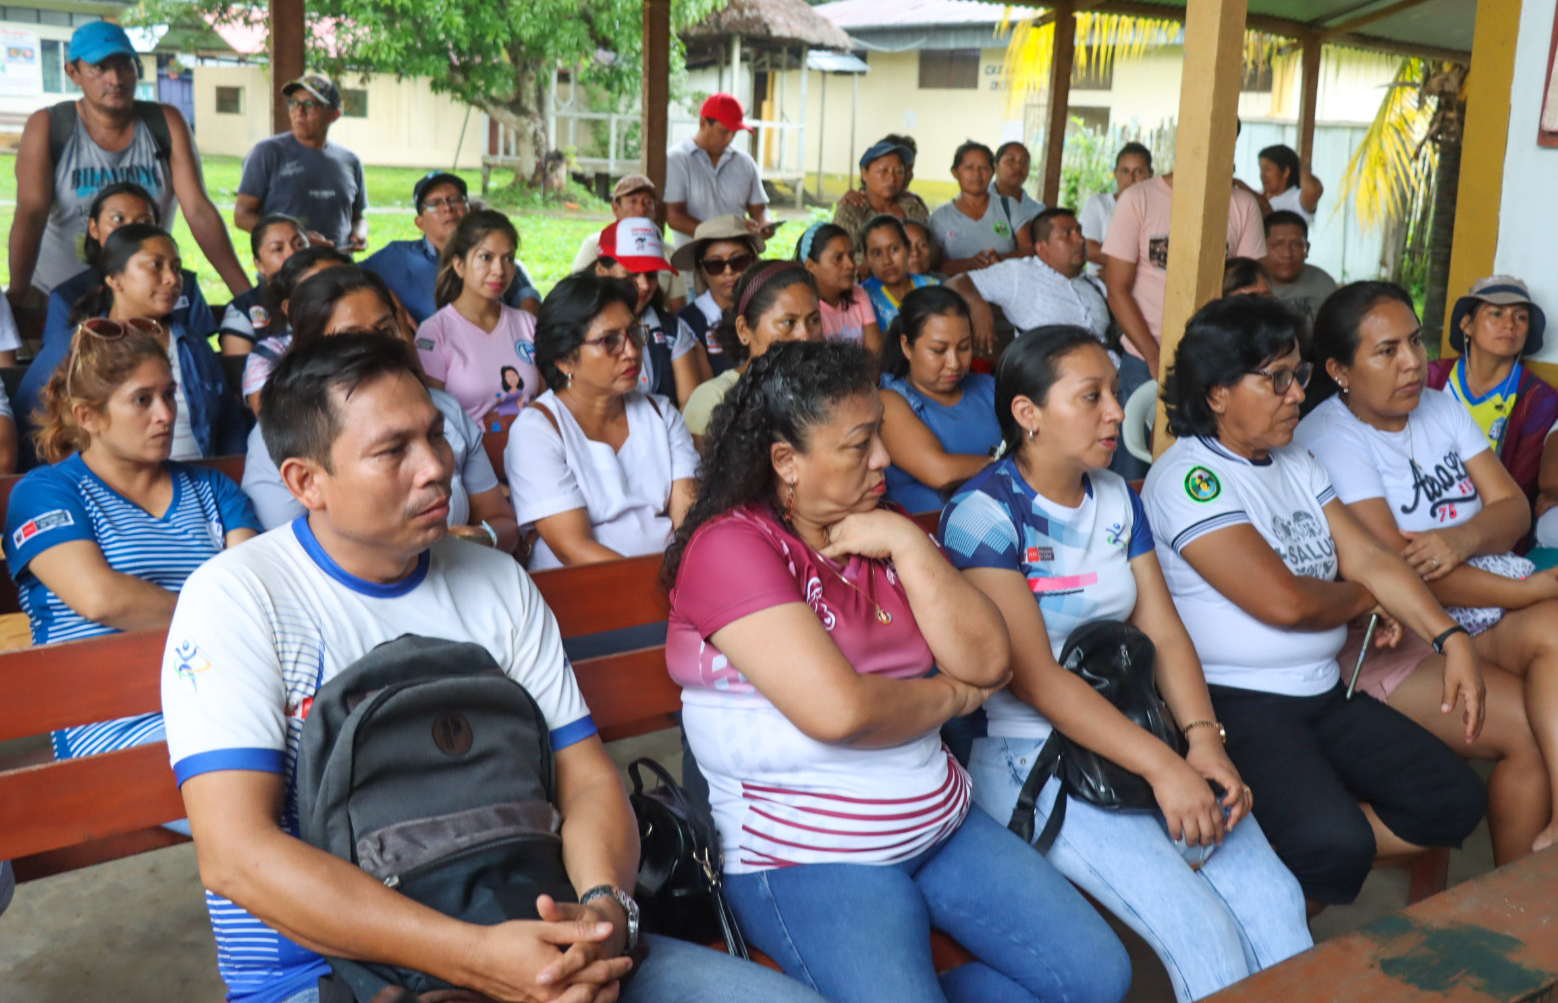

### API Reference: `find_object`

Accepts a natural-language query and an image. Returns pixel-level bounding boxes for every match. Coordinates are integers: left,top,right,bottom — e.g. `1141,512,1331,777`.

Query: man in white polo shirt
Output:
664,94,774,246
159,333,825,1003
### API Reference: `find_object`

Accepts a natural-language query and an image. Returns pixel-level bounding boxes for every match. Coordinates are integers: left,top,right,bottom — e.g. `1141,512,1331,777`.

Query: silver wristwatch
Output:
579,884,640,955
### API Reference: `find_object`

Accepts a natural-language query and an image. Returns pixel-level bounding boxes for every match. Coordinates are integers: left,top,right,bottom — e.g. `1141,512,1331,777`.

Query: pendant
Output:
875,607,893,625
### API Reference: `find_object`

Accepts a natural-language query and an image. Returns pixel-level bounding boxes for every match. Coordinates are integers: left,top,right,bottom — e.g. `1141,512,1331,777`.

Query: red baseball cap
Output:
598,217,675,274
700,93,752,133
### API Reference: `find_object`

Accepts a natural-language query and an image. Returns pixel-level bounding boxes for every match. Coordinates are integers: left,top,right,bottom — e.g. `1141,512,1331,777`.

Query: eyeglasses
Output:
421,195,468,214
65,317,164,399
287,99,327,113
700,253,755,276
1247,361,1313,395
579,325,646,356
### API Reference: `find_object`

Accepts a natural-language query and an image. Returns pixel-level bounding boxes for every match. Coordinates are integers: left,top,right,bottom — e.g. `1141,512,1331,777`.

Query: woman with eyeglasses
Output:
4,320,259,766
53,224,246,461
590,218,711,409
506,274,698,568
683,261,824,442
413,209,542,427
1297,281,1558,859
670,214,764,377
1142,295,1487,910
240,266,519,555
216,213,308,355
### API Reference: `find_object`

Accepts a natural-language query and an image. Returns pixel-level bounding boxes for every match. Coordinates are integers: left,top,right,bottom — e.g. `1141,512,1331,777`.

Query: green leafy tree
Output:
130,0,722,186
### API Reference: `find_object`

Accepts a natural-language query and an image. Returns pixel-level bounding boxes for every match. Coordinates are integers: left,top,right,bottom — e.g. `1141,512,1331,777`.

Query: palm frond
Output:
1337,56,1435,232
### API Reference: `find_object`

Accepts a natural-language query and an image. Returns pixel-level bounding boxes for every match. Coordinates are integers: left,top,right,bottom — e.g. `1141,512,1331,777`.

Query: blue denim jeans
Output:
1110,352,1152,481
970,736,1312,1002
725,808,1131,1003
277,936,826,1003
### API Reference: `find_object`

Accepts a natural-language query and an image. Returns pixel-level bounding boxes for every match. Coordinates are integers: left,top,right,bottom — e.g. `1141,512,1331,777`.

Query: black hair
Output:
259,331,426,472
797,223,852,264
287,266,398,351
995,326,1108,456
883,133,918,157
714,261,816,365
951,139,995,172
662,340,878,585
1263,209,1309,239
83,182,158,266
265,245,354,321
68,223,177,326
1030,206,1077,244
1162,296,1305,437
859,214,909,258
501,365,521,390
535,273,640,391
1222,257,1273,297
1307,281,1417,405
902,219,939,271
250,213,305,258
1259,144,1302,191
1116,142,1153,169
436,208,519,309
880,285,971,380
994,141,1029,164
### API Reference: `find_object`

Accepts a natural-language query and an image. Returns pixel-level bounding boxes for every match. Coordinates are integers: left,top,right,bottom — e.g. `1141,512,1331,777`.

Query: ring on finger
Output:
1431,558,1442,569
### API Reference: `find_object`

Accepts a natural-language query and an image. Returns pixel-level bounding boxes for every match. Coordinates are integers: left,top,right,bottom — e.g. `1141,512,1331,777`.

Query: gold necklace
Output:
821,553,893,625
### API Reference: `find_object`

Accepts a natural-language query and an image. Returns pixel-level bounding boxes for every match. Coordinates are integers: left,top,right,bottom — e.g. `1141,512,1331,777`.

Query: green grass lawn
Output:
0,153,809,311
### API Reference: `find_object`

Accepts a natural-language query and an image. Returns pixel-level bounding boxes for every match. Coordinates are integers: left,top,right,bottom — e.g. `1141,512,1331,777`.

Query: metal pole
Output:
816,71,827,200
849,73,858,188
798,52,809,207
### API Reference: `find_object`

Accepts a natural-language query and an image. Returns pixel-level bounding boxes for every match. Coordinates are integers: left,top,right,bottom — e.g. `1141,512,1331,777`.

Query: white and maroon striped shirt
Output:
668,505,971,873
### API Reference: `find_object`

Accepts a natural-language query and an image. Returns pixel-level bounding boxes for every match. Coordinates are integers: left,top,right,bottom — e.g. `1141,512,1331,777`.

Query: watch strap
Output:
1431,624,1470,654
579,884,639,955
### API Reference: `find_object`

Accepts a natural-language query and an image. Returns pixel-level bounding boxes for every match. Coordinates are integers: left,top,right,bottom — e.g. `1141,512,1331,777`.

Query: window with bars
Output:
918,49,979,90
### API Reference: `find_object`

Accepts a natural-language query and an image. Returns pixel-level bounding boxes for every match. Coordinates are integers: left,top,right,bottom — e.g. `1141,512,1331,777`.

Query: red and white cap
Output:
598,217,676,274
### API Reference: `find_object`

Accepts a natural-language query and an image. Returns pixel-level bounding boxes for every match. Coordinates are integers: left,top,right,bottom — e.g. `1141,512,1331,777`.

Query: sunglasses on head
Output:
65,317,165,399
700,253,755,276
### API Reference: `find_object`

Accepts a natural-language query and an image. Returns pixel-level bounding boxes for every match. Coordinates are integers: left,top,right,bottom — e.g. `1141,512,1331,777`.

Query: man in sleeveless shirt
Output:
235,74,369,253
5,22,251,304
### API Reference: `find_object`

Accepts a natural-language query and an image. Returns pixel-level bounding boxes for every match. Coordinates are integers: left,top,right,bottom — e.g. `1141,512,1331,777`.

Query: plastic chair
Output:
1121,379,1159,464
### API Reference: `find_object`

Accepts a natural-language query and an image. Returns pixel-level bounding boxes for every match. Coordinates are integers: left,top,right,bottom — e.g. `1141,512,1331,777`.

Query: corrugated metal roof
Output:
812,0,1011,31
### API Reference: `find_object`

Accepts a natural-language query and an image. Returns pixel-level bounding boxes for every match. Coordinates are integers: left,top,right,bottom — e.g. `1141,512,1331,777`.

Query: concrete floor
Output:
0,735,1497,1003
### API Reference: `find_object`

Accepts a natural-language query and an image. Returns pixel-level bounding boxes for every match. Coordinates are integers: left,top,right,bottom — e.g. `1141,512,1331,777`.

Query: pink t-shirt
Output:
819,290,874,344
1100,176,1266,355
415,304,541,424
667,504,970,873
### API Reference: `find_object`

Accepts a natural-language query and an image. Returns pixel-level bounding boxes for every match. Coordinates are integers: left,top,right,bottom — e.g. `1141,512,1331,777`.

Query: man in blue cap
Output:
362,171,540,323
235,73,368,252
5,21,251,308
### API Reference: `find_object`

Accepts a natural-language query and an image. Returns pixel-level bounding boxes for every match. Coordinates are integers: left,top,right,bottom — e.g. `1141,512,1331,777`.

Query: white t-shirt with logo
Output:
1144,436,1344,697
1295,392,1488,533
160,523,593,1002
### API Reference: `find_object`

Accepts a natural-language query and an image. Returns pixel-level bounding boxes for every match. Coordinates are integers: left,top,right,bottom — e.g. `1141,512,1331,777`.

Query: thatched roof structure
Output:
682,0,854,52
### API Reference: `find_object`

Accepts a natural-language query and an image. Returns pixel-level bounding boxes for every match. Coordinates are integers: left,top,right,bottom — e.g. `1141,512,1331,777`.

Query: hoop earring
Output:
1027,427,1035,442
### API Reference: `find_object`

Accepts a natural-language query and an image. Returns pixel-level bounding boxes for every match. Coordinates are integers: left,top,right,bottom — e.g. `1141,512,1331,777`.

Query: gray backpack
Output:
294,634,577,1001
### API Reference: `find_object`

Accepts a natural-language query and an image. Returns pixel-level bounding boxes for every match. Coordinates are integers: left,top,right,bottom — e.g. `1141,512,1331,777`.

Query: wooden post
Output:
1297,32,1321,168
642,0,671,221
1442,0,1519,358
1154,0,1248,454
1042,2,1076,207
269,0,305,135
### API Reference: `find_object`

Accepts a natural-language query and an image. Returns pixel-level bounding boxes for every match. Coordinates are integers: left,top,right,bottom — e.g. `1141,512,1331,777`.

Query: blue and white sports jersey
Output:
160,521,596,1003
2,455,259,759
940,459,1153,739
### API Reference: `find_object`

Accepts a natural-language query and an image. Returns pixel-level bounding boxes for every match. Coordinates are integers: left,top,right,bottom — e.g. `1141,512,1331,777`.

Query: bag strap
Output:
530,401,561,436
135,100,174,162
1007,731,1067,853
47,100,76,169
643,394,663,418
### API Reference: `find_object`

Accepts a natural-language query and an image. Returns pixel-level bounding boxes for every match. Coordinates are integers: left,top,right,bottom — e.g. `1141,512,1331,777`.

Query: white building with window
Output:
0,1,154,137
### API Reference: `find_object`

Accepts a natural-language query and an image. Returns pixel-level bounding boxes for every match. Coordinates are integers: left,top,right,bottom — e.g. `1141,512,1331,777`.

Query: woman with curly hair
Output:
662,339,1130,1003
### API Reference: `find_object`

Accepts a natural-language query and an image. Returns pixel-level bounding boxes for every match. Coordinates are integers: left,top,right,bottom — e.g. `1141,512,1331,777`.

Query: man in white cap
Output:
235,73,368,251
6,20,251,308
572,174,685,310
664,93,773,246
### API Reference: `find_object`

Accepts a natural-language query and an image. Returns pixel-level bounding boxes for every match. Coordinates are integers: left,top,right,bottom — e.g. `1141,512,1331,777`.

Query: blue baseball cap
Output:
859,140,913,172
69,21,137,65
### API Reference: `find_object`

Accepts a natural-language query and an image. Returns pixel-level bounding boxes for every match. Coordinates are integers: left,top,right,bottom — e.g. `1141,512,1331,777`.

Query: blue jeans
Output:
725,808,1131,1003
277,936,826,1003
970,736,1312,1002
1111,352,1152,481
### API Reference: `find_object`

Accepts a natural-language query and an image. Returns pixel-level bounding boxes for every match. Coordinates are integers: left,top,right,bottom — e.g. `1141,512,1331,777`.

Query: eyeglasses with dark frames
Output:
1247,361,1313,395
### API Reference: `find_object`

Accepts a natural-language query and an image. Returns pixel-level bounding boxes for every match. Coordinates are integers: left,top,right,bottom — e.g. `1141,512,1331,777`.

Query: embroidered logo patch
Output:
1184,467,1221,503
993,221,1012,238
11,510,74,548
248,305,271,329
416,338,435,351
172,639,215,691
1025,546,1055,562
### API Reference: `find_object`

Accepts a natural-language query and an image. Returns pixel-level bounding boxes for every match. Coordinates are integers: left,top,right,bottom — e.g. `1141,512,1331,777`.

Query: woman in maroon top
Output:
661,340,1129,1003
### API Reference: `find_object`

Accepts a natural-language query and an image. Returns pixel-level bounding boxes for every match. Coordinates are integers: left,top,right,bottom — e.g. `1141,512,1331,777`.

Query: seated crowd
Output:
9,21,1558,1003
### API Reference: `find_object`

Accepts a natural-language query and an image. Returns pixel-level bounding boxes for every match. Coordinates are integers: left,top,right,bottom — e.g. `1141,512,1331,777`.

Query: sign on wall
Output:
0,28,43,97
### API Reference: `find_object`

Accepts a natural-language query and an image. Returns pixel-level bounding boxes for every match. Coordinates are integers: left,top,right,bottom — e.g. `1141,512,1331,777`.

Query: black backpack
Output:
48,99,173,169
294,634,576,1001
1008,620,1191,853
